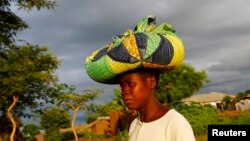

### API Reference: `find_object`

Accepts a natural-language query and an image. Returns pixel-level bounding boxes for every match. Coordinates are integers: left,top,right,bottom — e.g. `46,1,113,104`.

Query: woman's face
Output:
119,72,152,110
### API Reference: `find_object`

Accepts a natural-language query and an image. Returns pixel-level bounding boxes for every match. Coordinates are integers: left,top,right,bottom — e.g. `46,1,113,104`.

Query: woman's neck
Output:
138,100,169,123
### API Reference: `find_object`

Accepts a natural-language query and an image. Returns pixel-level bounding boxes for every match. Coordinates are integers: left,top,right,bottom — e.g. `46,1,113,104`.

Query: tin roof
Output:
182,92,236,103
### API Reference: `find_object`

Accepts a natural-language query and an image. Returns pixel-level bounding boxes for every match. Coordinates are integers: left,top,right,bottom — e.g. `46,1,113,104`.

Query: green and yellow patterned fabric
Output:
85,15,185,84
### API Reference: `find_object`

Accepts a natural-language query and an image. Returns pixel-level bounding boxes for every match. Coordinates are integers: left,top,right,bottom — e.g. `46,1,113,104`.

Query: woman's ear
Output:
148,76,157,89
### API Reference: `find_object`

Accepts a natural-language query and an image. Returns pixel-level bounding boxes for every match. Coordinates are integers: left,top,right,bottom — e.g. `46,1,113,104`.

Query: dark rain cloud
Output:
14,0,250,98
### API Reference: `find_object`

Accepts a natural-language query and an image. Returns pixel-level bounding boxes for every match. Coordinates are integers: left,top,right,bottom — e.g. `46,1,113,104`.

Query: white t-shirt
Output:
128,109,196,141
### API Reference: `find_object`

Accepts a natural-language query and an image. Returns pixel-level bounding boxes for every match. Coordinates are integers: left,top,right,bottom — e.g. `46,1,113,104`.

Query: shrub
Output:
174,103,220,135
45,127,61,141
217,110,250,124
40,108,71,141
22,124,40,141
40,107,70,129
114,129,129,141
61,131,74,140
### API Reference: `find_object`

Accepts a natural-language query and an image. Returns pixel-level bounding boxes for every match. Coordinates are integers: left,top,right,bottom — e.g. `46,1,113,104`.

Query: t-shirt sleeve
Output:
165,110,196,141
174,118,196,141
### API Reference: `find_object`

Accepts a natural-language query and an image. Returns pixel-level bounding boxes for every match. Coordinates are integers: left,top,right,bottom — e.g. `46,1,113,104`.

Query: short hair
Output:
118,68,160,83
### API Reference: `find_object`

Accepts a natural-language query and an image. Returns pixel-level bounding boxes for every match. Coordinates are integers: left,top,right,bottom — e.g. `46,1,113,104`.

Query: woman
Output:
118,69,195,141
85,15,195,141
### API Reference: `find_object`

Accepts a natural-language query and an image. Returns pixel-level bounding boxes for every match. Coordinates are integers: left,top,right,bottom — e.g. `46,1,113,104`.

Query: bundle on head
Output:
85,15,185,84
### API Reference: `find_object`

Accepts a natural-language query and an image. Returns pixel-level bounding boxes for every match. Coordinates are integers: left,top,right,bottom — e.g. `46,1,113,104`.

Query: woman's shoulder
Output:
165,109,186,119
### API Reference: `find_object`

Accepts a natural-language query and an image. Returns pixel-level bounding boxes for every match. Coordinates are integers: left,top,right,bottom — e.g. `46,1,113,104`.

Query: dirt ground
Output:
71,137,115,141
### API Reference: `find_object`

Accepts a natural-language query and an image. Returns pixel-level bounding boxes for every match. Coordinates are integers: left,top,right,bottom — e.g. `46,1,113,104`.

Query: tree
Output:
222,95,233,110
113,88,126,110
235,89,250,102
245,89,250,94
156,63,209,106
40,107,71,141
174,104,220,135
0,44,60,141
40,107,71,129
1,1,58,140
86,88,126,123
57,86,102,141
0,112,23,141
0,0,57,46
22,123,40,141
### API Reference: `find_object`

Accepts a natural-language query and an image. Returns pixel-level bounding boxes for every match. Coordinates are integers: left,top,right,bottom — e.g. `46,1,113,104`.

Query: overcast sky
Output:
14,0,250,123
